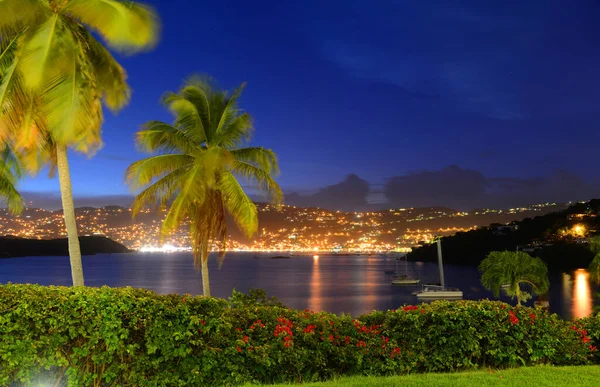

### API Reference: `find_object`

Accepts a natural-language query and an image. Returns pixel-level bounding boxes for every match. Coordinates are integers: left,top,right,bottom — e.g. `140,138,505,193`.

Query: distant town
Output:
0,202,569,253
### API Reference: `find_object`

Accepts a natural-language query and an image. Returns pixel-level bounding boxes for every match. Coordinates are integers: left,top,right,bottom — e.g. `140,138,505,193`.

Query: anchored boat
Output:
415,239,462,300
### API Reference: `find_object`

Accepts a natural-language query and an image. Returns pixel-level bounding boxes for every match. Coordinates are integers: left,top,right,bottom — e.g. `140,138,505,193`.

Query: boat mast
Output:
436,239,445,289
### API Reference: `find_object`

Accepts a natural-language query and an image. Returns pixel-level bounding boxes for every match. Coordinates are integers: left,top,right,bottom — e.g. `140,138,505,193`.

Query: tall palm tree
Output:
479,250,549,306
0,146,24,214
126,76,283,296
0,0,158,286
587,237,600,283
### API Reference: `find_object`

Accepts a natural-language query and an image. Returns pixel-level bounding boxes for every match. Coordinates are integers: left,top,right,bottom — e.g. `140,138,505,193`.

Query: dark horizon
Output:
16,0,600,210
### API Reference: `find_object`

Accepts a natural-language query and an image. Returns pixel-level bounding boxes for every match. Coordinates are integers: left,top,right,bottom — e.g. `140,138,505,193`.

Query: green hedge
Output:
0,284,596,386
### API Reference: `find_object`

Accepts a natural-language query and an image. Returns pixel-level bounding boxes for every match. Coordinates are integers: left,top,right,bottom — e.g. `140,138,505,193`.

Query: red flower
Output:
582,337,591,343
329,334,334,342
401,305,419,312
235,328,242,332
236,346,242,353
304,324,317,333
248,347,254,351
242,336,249,343
200,320,206,325
589,345,597,352
508,310,519,325
284,341,291,348
345,336,351,345
529,313,536,320
421,308,425,315
390,347,401,357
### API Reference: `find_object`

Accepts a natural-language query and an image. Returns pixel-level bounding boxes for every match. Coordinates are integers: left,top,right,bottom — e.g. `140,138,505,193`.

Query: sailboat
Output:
415,239,462,300
391,254,420,285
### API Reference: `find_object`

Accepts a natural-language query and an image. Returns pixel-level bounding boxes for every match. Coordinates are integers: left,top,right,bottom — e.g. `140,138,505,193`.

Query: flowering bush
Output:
0,284,596,386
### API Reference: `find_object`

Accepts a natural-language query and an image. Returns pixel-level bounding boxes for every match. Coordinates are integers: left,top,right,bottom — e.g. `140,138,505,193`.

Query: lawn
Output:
246,365,600,386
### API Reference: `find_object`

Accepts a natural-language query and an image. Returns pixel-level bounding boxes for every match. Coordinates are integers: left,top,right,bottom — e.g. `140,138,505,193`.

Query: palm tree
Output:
587,237,600,283
0,0,158,286
479,250,549,306
126,76,283,296
0,146,24,214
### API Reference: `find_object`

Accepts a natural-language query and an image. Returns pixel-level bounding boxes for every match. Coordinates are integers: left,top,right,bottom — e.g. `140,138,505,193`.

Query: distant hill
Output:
408,199,600,271
0,236,131,258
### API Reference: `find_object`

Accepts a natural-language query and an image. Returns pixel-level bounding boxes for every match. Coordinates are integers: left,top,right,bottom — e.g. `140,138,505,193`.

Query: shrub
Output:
0,284,596,386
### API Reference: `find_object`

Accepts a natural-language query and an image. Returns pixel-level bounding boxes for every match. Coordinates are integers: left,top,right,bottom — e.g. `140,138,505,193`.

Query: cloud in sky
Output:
17,166,600,212
285,174,370,212
383,166,600,210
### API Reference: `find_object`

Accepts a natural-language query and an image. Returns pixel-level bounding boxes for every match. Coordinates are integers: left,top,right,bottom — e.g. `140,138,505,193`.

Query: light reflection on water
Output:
0,252,597,319
572,270,592,319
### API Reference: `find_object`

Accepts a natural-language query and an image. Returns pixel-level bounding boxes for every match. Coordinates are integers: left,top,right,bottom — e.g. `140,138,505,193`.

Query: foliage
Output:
587,237,600,283
0,146,24,213
479,250,549,305
0,284,596,386
409,199,600,270
126,76,283,295
0,0,159,160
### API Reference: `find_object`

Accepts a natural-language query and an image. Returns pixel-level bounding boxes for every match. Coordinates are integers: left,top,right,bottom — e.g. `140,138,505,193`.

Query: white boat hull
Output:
416,290,463,300
392,279,420,285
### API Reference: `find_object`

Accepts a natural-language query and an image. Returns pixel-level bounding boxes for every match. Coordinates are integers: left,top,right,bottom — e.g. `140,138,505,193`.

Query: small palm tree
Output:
0,146,24,214
0,0,159,286
126,76,283,296
479,250,549,306
587,237,600,283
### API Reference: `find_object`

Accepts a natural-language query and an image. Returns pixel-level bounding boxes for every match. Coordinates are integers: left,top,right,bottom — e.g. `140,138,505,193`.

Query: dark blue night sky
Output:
19,0,600,210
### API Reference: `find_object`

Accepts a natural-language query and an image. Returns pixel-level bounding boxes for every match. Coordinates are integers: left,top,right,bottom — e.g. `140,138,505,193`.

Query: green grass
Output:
246,366,600,386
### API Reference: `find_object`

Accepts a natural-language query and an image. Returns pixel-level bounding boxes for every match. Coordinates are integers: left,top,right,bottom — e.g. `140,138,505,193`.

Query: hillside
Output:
0,202,569,252
0,236,131,258
408,199,600,271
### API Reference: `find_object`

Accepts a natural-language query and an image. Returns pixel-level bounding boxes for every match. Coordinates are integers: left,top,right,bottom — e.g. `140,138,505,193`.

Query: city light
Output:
0,201,563,253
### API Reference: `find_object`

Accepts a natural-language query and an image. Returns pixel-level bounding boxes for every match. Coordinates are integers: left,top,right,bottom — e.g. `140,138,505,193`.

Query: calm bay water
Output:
0,252,596,319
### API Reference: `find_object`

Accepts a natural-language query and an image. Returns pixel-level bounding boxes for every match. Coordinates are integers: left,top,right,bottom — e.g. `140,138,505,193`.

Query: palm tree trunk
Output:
516,284,521,306
201,257,211,297
56,145,84,286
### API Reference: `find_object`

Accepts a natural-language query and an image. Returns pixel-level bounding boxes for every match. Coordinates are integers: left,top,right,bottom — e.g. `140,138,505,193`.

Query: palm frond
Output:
41,57,103,152
161,164,206,234
129,167,187,216
231,160,283,204
0,0,47,38
136,121,199,155
218,170,258,238
0,145,24,214
64,0,159,53
125,153,193,188
18,13,73,89
479,250,549,302
162,92,207,144
215,112,253,149
214,82,246,140
231,146,279,175
78,26,130,111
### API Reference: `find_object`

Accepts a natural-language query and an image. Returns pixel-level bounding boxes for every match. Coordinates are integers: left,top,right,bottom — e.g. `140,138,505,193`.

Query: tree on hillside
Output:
587,237,600,283
0,0,159,286
126,76,283,296
479,250,549,306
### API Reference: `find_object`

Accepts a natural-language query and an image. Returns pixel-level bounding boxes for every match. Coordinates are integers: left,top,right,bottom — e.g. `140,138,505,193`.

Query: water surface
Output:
0,252,596,319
